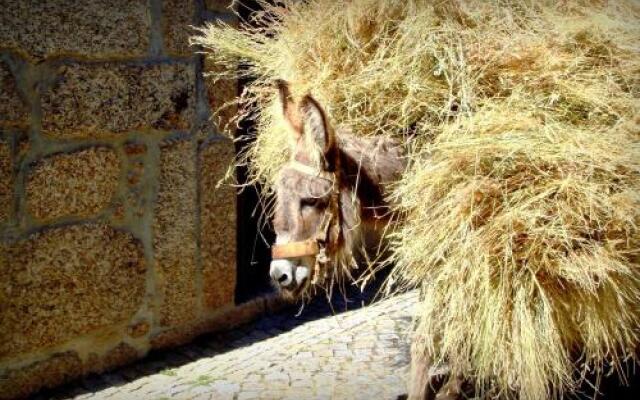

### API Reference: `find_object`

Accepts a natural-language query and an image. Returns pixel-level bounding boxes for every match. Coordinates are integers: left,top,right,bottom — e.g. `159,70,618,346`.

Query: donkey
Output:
267,81,462,400
268,80,405,300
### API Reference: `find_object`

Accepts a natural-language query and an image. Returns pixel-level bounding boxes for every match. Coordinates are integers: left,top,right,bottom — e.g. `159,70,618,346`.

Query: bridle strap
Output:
271,239,319,259
287,160,334,180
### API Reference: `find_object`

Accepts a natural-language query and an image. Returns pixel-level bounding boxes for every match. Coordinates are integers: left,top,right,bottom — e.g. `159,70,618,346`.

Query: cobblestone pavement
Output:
38,289,418,400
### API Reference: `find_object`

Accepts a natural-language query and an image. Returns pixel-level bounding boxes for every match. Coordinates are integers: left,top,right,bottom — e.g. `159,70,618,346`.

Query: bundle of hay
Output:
193,1,640,399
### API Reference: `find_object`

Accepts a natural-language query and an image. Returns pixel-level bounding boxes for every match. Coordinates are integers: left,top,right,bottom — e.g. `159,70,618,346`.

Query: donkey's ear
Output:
276,79,303,138
300,95,338,171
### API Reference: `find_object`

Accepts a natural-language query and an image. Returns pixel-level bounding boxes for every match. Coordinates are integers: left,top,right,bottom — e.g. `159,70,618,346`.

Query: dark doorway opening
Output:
234,0,275,303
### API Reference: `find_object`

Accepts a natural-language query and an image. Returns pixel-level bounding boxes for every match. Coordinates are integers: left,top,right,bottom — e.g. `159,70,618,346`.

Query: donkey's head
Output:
269,81,358,299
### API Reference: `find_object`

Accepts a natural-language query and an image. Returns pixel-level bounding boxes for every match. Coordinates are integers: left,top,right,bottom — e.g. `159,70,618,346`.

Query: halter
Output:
271,160,342,285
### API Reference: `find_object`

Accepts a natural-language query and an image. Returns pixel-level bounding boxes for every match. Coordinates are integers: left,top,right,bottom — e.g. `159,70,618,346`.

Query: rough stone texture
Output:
41,62,196,138
128,321,151,339
0,138,11,224
0,351,82,400
26,147,120,221
151,297,268,350
0,2,241,396
123,142,147,157
119,141,148,224
164,0,196,56
0,0,149,60
40,291,418,400
150,318,216,350
204,58,239,135
0,224,146,359
154,140,198,327
86,343,140,374
200,139,236,310
0,60,28,128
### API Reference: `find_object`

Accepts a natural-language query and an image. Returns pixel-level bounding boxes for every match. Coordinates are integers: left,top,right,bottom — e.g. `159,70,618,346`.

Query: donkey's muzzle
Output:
270,240,318,290
269,259,310,291
270,259,294,287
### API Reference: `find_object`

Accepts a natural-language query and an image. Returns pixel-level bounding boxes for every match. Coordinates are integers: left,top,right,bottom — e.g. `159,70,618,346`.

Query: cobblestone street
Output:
37,289,418,400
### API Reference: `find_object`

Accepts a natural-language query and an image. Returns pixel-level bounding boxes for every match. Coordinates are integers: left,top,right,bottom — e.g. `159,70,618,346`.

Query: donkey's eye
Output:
300,197,322,208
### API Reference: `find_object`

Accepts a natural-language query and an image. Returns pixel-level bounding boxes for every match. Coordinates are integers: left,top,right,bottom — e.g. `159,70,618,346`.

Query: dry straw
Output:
193,1,640,398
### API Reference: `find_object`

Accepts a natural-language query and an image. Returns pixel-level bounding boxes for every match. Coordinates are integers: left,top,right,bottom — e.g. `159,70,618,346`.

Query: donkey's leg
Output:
408,339,465,400
408,337,439,400
435,374,464,400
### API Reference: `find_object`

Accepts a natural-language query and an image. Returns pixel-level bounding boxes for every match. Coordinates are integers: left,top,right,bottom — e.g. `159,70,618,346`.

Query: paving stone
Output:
353,339,376,349
125,378,151,392
314,348,334,358
334,335,353,343
241,381,264,391
282,388,315,400
290,378,307,388
260,390,287,400
237,391,260,400
137,377,176,395
264,371,289,385
186,385,216,396
293,351,313,360
168,383,193,396
333,349,354,359
94,387,119,398
243,374,261,383
210,380,240,394
190,393,218,400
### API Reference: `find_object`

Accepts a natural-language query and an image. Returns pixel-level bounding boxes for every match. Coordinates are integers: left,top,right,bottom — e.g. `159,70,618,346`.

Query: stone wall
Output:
0,1,254,398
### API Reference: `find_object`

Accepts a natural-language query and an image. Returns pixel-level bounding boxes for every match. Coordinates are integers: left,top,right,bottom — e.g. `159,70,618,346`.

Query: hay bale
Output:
193,1,640,398
392,105,640,399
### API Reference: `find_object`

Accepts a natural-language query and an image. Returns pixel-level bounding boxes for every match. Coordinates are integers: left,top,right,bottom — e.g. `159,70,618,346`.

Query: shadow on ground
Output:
34,275,397,400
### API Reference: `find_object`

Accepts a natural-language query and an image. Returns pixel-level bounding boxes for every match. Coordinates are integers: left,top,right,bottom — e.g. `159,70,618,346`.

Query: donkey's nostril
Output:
270,260,294,287
277,273,289,284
